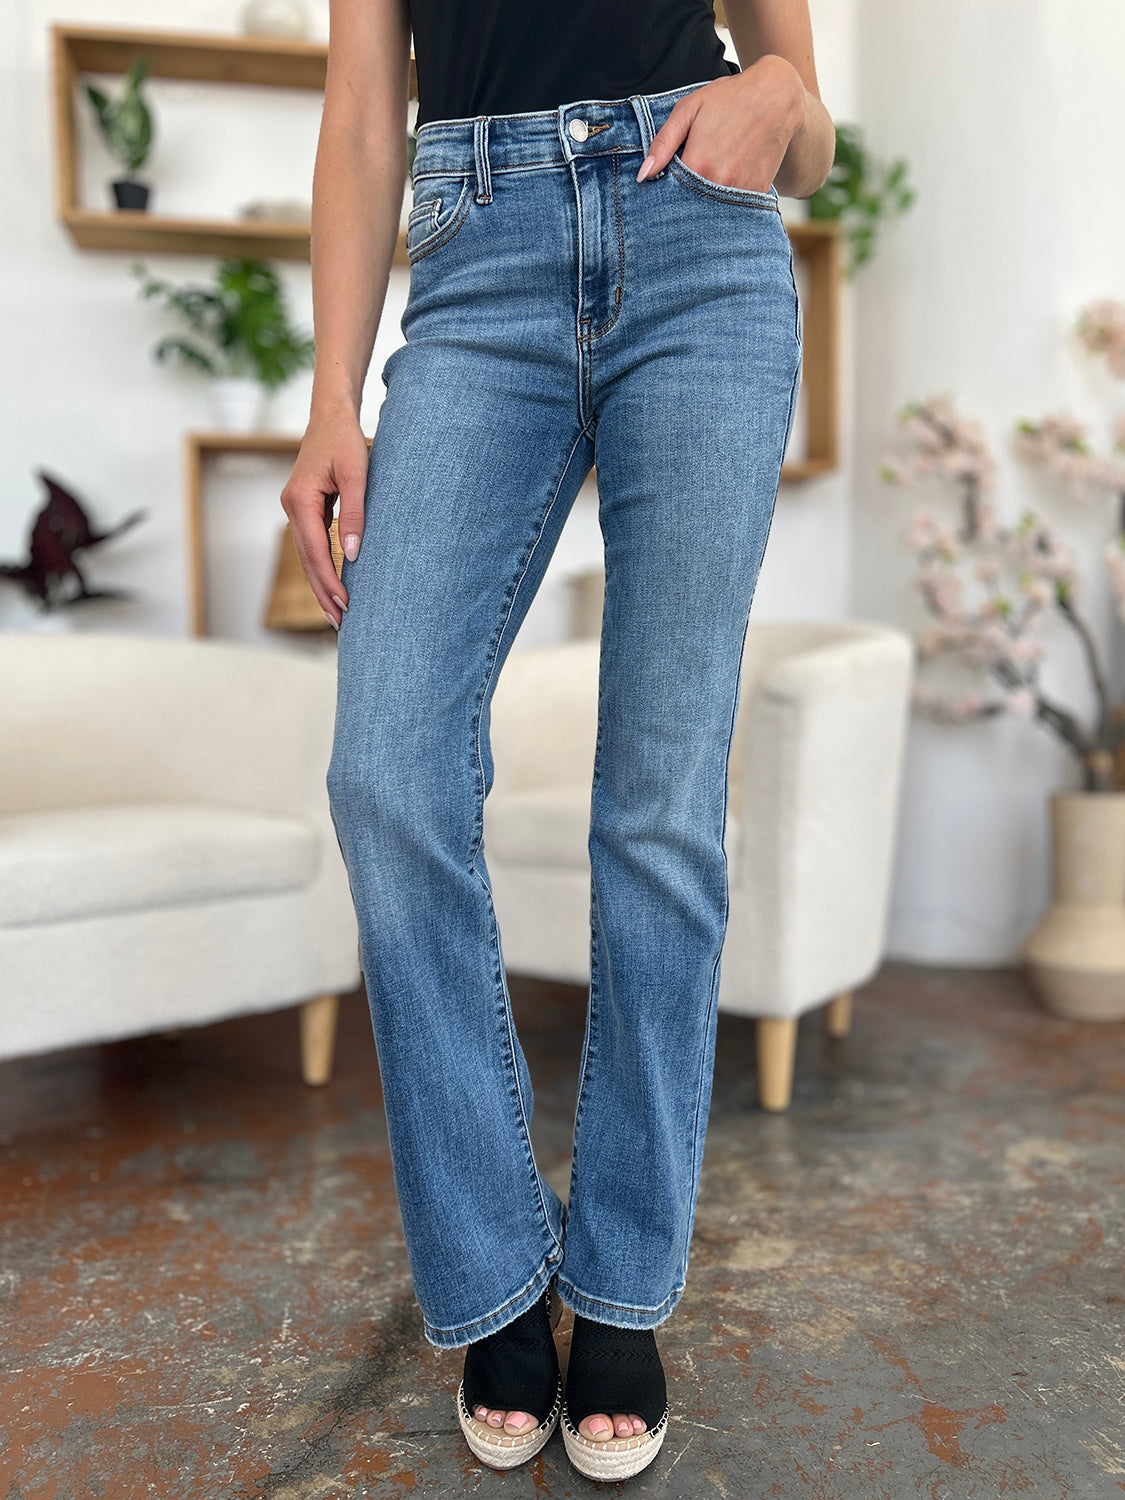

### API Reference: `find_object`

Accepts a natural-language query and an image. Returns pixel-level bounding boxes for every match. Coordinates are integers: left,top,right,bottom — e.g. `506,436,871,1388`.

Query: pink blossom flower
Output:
951,691,987,721
1076,298,1125,378
1019,575,1054,606
1008,635,1045,664
1004,687,1037,719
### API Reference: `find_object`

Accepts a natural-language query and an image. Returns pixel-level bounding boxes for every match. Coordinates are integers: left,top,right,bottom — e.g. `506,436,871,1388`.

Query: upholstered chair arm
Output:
488,639,601,795
730,626,915,1011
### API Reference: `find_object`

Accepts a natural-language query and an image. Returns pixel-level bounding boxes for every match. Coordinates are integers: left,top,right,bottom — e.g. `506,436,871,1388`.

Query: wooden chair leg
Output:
756,1016,798,1112
300,994,339,1086
824,990,853,1038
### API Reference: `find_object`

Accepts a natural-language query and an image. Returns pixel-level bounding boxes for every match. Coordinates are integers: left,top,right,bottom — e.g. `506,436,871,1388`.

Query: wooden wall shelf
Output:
51,23,413,265
61,208,313,260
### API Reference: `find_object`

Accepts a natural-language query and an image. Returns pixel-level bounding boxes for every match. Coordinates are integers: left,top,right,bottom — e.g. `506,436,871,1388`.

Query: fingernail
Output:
331,594,348,613
323,609,339,631
343,533,360,561
636,155,655,182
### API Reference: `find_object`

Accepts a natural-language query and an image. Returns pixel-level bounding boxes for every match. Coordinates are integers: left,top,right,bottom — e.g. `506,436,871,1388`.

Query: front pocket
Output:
666,153,778,210
405,174,475,263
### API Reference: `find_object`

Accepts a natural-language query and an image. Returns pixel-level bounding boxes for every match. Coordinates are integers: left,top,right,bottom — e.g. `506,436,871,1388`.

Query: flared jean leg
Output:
327,327,596,1348
556,183,802,1325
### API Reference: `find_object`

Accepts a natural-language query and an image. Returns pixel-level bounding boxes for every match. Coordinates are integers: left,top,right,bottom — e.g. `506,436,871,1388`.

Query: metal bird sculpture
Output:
0,470,147,611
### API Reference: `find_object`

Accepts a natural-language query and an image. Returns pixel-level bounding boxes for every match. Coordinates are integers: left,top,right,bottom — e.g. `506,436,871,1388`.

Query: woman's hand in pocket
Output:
637,59,804,195
281,399,369,629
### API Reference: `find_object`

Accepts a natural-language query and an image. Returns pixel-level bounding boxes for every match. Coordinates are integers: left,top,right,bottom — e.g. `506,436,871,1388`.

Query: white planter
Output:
33,610,73,632
241,0,310,38
1023,791,1125,1021
5,597,73,632
211,377,266,433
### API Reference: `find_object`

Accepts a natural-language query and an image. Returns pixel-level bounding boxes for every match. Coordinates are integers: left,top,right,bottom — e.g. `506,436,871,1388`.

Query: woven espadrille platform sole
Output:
560,1405,669,1481
457,1376,562,1469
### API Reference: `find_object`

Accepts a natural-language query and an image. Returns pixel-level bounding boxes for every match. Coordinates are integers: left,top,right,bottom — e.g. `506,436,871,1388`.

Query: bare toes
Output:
504,1411,535,1434
630,1414,647,1434
614,1414,633,1437
579,1413,613,1440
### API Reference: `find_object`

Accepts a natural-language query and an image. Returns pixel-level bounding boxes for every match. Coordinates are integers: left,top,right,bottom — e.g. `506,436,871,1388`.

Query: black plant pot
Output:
111,178,150,211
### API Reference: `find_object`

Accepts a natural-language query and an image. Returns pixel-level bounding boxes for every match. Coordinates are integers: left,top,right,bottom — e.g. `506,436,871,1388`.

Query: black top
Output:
409,1,740,129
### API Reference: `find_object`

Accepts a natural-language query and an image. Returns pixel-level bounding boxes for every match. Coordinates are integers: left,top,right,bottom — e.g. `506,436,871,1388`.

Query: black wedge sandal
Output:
561,1315,669,1481
456,1282,564,1470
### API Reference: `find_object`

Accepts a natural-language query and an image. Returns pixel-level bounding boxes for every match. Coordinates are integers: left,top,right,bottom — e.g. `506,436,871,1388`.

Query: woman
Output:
282,0,834,1481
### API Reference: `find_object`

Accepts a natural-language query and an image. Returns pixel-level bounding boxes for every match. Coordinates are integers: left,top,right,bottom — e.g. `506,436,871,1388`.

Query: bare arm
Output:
637,0,835,201
281,0,411,627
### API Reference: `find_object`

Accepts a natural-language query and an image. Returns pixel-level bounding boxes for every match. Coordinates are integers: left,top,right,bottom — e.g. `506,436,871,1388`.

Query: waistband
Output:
412,79,721,196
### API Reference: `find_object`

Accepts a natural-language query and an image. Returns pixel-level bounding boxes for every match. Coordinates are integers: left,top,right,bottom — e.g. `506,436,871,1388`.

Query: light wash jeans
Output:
327,80,802,1349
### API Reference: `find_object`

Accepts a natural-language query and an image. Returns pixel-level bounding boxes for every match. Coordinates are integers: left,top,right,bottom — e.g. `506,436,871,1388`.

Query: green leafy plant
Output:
84,58,154,176
807,121,914,276
133,258,315,391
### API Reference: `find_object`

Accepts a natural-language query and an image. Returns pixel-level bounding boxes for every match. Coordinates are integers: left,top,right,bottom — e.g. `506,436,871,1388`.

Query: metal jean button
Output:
568,118,589,142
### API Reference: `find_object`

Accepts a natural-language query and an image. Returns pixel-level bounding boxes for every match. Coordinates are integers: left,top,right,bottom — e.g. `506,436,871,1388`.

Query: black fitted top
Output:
409,1,740,129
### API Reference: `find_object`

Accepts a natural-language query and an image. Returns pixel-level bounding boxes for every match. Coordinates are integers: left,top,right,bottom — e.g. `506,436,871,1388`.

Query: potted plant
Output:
133,258,315,431
880,329,1125,1020
807,122,915,276
84,57,155,211
0,471,146,629
1013,299,1125,1022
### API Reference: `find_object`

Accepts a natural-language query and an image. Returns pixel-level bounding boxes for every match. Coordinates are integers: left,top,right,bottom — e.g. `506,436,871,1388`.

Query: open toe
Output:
457,1284,562,1471
561,1316,668,1481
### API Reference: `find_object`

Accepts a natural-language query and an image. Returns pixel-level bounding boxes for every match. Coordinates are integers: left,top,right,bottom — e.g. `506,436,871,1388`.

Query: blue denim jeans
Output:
327,79,802,1349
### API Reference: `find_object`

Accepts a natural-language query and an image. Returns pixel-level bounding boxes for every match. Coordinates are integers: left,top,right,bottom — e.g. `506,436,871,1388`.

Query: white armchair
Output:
0,633,360,1082
485,622,915,1111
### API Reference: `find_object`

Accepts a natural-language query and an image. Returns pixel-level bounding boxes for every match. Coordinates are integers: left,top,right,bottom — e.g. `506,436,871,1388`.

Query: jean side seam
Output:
468,418,596,1255
678,632,745,1286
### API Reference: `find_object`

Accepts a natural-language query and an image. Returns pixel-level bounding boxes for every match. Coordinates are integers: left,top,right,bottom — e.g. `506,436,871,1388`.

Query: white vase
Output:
240,0,310,39
212,377,266,433
1023,791,1125,1021
8,599,73,632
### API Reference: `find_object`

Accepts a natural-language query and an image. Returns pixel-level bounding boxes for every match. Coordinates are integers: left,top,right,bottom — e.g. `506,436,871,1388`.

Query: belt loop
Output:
473,116,492,204
630,93,656,159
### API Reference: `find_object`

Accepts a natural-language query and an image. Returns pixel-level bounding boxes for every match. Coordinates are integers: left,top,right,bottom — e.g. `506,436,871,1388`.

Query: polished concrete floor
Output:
1,961,1123,1499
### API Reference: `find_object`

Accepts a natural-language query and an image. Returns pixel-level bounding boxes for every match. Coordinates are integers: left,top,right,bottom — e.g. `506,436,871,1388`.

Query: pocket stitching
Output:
407,199,440,227
406,178,475,263
667,154,778,210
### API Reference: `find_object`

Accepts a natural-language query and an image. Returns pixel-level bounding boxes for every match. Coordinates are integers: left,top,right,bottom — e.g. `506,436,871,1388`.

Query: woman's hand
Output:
281,397,369,629
637,56,806,195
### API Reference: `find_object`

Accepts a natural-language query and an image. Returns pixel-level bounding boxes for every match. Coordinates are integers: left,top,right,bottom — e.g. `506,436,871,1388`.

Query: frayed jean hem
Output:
554,1274,685,1330
421,1247,564,1350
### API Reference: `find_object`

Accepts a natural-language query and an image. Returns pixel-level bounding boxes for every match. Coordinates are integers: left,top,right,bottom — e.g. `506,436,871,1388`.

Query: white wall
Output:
11,1,1114,965
853,0,1125,960
0,0,856,653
